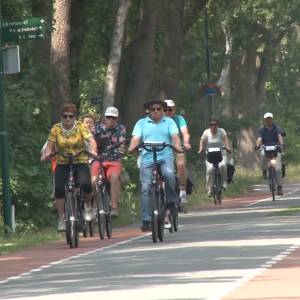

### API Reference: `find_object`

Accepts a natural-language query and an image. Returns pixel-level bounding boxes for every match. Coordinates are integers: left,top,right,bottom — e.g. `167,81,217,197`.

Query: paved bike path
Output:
0,191,267,282
1,184,300,300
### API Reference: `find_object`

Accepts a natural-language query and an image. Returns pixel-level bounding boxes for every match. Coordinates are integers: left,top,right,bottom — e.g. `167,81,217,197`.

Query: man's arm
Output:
180,127,191,149
128,136,141,153
171,134,182,152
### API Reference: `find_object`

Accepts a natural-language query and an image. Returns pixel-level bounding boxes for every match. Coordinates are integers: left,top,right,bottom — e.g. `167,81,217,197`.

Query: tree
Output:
103,0,132,110
50,0,72,123
117,0,161,127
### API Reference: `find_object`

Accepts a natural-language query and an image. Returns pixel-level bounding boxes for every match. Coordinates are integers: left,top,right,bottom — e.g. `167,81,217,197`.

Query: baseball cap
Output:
164,99,175,107
263,112,273,119
105,106,119,117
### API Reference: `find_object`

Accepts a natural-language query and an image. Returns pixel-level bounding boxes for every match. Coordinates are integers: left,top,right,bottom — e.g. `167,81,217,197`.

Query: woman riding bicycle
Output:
198,117,231,196
41,103,98,231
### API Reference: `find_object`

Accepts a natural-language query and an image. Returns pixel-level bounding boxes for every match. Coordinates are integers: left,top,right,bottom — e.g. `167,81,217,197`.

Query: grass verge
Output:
0,228,60,256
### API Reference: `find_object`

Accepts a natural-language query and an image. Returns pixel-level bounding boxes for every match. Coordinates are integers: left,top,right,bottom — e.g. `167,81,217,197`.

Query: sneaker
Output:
111,208,119,218
164,221,171,230
57,219,65,232
179,190,187,204
277,186,283,196
141,220,151,232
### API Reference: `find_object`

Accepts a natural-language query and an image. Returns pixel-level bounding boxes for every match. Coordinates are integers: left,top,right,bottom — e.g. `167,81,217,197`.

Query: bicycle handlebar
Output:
136,142,184,153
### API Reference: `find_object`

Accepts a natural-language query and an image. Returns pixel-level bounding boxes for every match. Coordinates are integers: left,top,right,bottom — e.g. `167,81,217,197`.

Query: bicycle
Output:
260,145,281,201
206,146,230,205
50,151,94,248
137,142,182,243
93,140,127,239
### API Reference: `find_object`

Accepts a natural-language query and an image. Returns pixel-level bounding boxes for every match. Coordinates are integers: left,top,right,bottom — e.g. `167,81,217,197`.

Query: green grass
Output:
187,166,262,208
0,228,60,255
270,207,300,216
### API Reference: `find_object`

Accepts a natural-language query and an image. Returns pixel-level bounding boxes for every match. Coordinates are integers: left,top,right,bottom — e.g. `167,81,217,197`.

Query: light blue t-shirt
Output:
132,116,179,165
172,115,187,129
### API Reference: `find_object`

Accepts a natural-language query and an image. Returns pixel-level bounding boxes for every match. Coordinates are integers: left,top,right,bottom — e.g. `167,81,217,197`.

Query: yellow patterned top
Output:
48,121,92,164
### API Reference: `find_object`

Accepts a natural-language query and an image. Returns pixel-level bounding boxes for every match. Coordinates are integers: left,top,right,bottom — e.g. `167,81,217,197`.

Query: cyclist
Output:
81,113,96,134
91,106,126,217
41,103,98,231
164,99,191,211
128,100,182,231
198,117,231,196
255,112,284,195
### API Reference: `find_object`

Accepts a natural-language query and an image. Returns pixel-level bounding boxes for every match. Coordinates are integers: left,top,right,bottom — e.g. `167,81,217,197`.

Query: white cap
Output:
263,112,273,119
105,106,119,117
164,99,175,107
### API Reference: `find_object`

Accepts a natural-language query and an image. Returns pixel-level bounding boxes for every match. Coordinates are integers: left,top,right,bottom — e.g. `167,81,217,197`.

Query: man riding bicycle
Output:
128,100,182,232
91,107,127,217
164,99,191,212
198,117,231,196
255,112,284,195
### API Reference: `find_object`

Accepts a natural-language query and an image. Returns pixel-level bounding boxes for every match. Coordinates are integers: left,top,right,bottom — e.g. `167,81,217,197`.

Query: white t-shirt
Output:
201,128,227,148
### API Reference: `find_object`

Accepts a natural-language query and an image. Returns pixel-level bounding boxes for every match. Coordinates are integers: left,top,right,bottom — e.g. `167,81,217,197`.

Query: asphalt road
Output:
1,184,300,300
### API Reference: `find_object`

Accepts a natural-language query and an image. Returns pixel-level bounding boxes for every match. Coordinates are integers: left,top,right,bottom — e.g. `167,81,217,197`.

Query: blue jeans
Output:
140,157,177,222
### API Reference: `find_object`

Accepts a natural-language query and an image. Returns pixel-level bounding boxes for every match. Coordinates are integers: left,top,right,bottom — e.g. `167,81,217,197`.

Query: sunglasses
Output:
210,123,217,126
150,107,162,112
164,108,173,112
62,114,74,119
106,116,118,120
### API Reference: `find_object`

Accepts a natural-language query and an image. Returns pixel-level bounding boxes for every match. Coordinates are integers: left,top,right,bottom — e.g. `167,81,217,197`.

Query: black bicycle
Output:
206,146,230,205
93,140,127,239
261,145,281,201
138,142,182,243
51,151,93,248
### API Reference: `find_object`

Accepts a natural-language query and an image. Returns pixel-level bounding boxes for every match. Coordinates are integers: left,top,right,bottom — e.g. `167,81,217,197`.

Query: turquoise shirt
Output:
132,116,179,165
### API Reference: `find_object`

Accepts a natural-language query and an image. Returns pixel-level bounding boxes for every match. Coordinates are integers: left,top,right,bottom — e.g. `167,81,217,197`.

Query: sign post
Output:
0,17,45,232
1,18,45,42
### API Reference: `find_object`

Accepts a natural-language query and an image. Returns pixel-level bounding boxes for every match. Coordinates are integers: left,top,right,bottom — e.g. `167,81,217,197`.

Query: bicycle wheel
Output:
103,187,112,239
65,191,77,248
158,188,166,242
150,186,158,243
95,184,105,239
171,205,178,232
217,172,222,205
268,166,276,201
212,172,218,205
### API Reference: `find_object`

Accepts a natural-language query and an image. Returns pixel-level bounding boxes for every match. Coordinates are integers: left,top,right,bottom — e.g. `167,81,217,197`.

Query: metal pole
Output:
204,3,210,81
0,5,13,231
204,2,212,118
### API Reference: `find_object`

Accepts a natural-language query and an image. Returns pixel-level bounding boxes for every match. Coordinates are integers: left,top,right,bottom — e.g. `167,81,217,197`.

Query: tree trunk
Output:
50,0,71,124
158,0,184,100
117,0,161,128
103,0,132,110
70,0,88,106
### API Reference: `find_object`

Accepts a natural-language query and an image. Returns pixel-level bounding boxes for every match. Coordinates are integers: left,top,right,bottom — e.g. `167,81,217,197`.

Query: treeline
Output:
1,0,300,227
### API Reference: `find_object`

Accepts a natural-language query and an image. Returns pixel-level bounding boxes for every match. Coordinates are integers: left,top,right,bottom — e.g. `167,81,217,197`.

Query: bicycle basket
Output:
265,145,278,158
206,148,222,164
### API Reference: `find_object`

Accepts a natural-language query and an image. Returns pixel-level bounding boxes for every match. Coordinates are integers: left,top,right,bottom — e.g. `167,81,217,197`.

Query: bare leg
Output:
110,174,120,209
55,198,64,218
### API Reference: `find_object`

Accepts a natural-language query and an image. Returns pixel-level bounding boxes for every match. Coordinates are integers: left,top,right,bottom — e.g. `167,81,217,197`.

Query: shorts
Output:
55,163,92,198
91,161,122,180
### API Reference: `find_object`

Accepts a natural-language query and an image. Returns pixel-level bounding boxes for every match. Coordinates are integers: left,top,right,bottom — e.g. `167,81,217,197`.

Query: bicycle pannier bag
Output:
207,147,222,164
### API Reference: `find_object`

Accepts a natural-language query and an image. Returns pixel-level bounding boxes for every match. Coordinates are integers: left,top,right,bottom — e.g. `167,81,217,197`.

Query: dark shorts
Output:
55,163,92,198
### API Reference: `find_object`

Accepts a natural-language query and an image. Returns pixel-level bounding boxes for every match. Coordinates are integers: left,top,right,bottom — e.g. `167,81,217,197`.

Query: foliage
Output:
1,0,300,231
